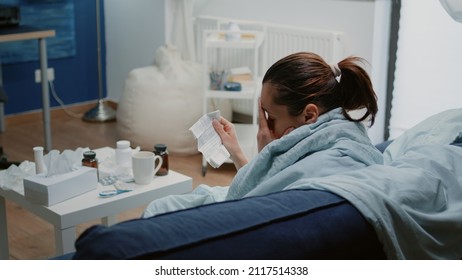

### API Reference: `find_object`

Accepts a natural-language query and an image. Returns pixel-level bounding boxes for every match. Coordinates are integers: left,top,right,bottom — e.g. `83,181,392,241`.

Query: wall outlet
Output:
35,68,55,83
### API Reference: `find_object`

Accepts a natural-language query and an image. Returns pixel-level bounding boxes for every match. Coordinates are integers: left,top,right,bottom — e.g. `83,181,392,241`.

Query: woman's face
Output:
260,83,306,139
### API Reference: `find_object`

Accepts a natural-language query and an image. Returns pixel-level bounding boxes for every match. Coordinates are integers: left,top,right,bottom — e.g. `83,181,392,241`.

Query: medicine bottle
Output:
82,150,99,180
115,140,132,167
153,144,169,176
33,146,47,175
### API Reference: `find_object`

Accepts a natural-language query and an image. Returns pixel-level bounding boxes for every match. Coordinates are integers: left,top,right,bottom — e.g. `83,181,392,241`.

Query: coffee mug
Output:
132,151,163,185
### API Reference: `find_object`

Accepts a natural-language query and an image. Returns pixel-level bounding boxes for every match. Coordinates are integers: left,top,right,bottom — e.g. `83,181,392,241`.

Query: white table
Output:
0,147,193,259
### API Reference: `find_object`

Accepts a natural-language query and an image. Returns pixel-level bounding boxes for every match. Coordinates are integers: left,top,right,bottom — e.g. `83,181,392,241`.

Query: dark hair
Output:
262,52,378,126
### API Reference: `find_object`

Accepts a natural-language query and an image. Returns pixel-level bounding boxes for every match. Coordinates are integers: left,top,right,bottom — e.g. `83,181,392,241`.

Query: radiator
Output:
194,16,344,117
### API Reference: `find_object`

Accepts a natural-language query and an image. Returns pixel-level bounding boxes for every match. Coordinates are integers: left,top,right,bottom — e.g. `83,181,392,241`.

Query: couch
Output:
71,188,386,260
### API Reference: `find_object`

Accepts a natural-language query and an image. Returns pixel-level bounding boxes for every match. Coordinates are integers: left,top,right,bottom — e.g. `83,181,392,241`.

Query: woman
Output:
143,52,382,217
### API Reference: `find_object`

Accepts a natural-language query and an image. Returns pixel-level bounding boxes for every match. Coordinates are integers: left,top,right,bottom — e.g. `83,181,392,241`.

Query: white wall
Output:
194,0,375,66
193,0,389,144
104,0,390,143
389,0,462,139
104,0,166,103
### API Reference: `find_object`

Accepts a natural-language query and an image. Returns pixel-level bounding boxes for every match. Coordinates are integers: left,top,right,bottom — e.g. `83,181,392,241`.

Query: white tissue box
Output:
23,166,98,206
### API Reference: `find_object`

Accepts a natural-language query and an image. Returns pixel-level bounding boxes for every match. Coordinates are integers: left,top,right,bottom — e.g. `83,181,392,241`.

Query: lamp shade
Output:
440,0,462,22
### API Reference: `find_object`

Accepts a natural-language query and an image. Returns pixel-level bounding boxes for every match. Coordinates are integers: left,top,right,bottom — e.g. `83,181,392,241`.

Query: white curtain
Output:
165,0,196,61
389,0,462,139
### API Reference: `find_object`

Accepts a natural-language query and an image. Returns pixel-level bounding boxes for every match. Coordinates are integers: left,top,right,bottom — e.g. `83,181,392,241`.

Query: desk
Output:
0,26,56,151
0,147,193,259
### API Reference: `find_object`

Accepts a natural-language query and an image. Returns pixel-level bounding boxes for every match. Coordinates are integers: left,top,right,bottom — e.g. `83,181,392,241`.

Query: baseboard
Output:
4,100,118,127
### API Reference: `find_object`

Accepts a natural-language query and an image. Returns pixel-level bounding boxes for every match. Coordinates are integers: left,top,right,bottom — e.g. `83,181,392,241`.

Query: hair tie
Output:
330,63,341,82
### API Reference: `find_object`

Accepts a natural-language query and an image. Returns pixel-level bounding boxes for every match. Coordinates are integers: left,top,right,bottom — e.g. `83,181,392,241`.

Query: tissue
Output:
0,161,35,192
43,148,88,177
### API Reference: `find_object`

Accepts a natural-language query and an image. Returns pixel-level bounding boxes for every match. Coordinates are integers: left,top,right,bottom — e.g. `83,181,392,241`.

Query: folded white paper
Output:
189,111,230,168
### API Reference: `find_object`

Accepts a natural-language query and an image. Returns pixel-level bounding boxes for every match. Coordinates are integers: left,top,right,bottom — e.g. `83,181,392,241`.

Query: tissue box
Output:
23,166,98,206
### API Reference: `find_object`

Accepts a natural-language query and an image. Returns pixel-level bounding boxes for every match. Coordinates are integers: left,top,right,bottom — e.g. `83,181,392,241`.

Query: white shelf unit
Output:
201,29,264,175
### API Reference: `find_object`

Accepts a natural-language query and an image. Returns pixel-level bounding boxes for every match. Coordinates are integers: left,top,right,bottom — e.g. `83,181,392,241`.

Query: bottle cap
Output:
83,151,96,159
117,140,130,149
154,144,167,152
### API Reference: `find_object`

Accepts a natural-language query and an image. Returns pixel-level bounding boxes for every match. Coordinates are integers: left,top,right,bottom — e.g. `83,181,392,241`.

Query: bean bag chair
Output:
116,45,231,155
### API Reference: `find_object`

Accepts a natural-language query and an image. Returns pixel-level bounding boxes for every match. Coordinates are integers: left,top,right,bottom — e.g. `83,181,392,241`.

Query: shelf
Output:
204,30,264,49
205,89,257,99
201,28,263,175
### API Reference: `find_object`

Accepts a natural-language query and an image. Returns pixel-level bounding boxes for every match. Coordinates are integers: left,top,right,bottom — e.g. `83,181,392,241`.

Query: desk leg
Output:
0,196,10,259
0,103,4,133
0,58,5,133
54,226,76,256
38,38,52,151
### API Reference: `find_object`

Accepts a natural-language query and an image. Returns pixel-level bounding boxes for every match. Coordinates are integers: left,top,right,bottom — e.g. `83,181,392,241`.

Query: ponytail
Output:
262,52,378,126
337,57,378,126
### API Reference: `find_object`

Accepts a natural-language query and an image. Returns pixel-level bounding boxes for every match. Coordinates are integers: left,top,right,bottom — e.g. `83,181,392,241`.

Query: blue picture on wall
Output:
0,0,76,64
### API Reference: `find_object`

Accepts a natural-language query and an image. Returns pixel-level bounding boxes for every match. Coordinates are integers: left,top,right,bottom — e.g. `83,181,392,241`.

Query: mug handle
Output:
153,155,163,175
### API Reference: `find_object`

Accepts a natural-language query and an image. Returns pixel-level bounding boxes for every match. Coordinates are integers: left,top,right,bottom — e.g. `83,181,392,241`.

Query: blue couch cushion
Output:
73,189,385,259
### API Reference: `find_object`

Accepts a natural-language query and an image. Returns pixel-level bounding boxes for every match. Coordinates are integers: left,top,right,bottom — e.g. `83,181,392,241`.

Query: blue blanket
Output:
226,108,383,199
300,144,462,259
286,109,462,259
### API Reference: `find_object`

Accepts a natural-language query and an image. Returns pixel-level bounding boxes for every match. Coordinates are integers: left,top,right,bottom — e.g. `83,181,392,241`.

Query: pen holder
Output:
209,70,226,90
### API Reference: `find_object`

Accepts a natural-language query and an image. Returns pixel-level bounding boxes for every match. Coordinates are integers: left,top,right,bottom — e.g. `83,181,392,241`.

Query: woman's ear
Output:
303,104,320,124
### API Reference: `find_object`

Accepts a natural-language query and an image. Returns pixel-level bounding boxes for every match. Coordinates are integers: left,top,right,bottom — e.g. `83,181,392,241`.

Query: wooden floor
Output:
0,103,236,260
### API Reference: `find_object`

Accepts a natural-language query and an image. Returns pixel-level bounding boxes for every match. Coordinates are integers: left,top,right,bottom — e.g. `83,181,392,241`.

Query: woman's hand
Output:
257,99,276,152
212,117,248,170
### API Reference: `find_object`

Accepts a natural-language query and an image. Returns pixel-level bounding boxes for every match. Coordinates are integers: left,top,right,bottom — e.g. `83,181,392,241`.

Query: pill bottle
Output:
115,140,132,167
153,144,169,176
82,150,99,180
33,146,47,175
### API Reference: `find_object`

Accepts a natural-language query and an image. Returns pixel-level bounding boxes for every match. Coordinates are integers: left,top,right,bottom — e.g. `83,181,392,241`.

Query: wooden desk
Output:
0,26,56,151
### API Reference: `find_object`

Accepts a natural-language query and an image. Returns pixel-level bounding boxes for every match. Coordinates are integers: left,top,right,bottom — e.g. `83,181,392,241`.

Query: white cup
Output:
131,151,163,185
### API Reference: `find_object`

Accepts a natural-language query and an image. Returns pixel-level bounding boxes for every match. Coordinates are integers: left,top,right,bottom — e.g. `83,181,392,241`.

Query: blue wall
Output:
1,0,105,115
